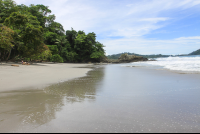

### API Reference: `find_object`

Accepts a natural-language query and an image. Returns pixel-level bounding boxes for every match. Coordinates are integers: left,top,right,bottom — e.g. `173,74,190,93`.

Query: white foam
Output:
131,55,200,72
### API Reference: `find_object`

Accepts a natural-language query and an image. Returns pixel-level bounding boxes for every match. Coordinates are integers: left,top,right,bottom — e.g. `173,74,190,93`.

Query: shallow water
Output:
1,64,200,132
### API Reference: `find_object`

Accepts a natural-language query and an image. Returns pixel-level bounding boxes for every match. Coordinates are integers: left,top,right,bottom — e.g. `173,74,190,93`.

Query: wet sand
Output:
1,64,200,132
0,62,92,92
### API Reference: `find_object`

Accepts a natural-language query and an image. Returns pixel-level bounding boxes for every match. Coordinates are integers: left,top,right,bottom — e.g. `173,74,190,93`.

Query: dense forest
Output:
107,52,170,59
0,0,106,63
189,49,200,55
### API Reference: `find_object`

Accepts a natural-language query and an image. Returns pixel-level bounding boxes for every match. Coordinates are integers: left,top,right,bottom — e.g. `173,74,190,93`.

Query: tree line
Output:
0,0,106,63
107,52,170,59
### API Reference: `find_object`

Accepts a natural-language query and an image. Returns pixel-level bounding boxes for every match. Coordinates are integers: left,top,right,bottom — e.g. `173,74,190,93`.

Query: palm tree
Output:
55,36,67,54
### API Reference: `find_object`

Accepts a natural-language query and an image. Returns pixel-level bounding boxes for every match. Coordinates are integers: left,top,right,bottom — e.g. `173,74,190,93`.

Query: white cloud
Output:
102,36,200,55
139,17,171,22
14,0,200,55
175,36,200,40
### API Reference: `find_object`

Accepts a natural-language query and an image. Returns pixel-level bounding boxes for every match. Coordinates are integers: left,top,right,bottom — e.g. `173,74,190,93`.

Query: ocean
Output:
130,55,200,73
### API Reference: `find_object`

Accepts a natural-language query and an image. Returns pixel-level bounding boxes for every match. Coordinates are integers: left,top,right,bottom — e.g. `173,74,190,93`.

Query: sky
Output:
14,0,200,55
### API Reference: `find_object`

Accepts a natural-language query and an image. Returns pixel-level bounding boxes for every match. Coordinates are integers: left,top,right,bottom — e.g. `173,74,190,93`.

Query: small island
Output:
101,53,148,63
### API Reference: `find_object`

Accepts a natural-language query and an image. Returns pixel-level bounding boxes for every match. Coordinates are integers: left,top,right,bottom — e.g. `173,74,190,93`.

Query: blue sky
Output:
14,0,200,55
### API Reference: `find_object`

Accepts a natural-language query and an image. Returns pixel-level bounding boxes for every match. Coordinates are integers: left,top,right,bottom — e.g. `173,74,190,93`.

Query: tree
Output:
51,54,63,63
30,45,52,61
47,45,58,55
66,28,77,48
0,0,18,23
44,31,58,45
4,12,45,58
0,24,14,61
55,35,68,54
64,28,106,62
28,4,53,28
0,0,106,63
47,22,65,35
74,31,88,62
44,22,65,45
90,42,105,62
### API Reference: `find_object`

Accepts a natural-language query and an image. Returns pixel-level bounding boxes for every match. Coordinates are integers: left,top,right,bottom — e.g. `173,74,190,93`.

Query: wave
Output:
131,55,200,72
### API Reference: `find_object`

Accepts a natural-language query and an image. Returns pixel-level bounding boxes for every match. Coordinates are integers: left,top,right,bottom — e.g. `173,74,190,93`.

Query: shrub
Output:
50,54,63,63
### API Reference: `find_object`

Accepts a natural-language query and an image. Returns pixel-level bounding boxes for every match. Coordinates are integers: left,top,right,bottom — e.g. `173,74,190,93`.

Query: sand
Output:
1,63,200,132
0,62,93,92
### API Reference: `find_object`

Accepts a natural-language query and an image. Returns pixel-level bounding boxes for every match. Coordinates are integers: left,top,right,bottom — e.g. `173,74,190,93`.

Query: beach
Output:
0,62,93,92
1,63,200,132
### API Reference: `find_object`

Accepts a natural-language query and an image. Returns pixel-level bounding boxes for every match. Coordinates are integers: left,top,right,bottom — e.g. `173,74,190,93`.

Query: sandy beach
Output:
0,62,93,92
1,63,200,132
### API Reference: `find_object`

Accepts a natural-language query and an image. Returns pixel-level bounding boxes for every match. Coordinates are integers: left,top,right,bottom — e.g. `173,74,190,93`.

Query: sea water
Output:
131,55,200,73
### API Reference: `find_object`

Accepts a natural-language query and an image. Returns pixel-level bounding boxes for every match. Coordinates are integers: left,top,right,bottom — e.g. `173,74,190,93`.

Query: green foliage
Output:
66,29,105,62
90,51,104,59
4,12,29,28
47,45,58,55
66,28,77,48
65,51,78,62
4,11,45,58
74,32,88,61
44,31,58,45
0,24,14,50
0,0,106,63
50,54,63,63
28,4,53,28
0,24,14,61
30,45,52,61
0,0,18,23
47,22,64,35
189,49,200,55
55,35,68,54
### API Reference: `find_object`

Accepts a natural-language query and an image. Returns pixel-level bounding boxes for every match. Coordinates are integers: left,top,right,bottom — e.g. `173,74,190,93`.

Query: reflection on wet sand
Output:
44,67,104,103
0,67,104,133
0,90,61,132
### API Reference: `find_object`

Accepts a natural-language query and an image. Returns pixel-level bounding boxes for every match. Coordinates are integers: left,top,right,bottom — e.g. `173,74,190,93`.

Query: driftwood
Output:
11,64,19,67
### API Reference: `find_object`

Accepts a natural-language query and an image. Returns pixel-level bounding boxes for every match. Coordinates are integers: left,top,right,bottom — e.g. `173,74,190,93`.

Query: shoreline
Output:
0,62,94,92
1,63,200,132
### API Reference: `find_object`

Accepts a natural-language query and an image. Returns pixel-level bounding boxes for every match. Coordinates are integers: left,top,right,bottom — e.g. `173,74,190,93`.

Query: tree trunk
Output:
2,51,6,61
6,49,12,61
59,44,62,54
13,47,16,59
0,51,1,64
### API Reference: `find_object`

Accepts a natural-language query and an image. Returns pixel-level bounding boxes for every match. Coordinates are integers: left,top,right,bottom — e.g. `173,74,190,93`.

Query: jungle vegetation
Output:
0,0,105,63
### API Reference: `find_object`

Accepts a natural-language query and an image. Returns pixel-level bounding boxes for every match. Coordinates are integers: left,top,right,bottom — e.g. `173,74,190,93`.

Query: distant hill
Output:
189,49,200,55
107,52,170,59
